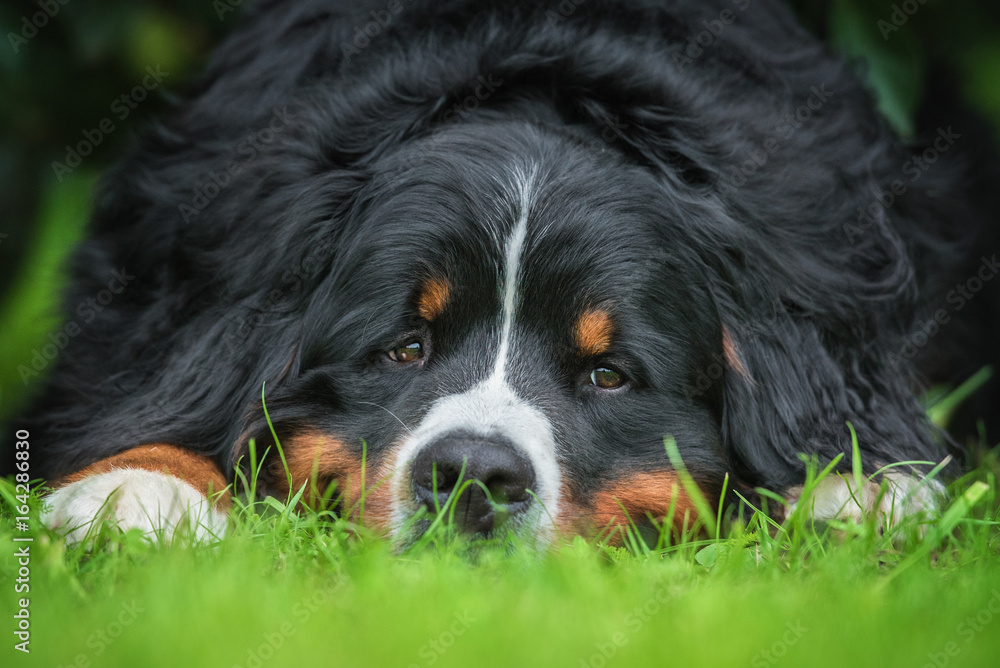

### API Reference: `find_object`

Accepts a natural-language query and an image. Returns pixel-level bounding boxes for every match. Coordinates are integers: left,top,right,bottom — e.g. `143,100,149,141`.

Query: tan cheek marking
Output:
557,472,700,543
575,308,614,356
272,431,394,532
555,482,591,538
417,277,451,321
722,325,751,382
55,444,230,509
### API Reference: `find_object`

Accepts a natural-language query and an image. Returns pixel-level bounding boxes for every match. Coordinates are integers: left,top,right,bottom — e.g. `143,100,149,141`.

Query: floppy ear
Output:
706,146,964,489
644,156,954,491
673,118,960,491
523,1,966,487
715,315,938,489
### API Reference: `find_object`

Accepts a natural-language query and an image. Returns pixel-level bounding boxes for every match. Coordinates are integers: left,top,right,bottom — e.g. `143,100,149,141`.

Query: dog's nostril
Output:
410,436,536,534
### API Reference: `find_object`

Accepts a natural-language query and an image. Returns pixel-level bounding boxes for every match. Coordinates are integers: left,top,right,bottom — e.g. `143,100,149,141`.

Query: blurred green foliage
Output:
1,0,999,427
1,1,230,423
799,0,1000,138
1,0,229,289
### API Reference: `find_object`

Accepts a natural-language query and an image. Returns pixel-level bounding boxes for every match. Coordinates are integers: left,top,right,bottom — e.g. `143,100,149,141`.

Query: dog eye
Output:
589,367,624,389
388,341,424,364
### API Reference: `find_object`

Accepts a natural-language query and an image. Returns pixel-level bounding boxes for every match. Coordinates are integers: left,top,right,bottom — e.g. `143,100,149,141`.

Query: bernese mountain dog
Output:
19,0,983,545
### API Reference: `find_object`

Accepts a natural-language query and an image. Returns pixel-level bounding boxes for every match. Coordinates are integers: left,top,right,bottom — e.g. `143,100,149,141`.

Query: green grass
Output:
2,431,999,668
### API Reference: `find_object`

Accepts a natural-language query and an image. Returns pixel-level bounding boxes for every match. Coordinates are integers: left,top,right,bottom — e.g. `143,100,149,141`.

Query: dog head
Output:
46,0,959,544
247,122,731,542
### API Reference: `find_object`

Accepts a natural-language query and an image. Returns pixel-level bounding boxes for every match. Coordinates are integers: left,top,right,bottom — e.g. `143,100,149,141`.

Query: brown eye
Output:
590,367,624,389
388,341,424,364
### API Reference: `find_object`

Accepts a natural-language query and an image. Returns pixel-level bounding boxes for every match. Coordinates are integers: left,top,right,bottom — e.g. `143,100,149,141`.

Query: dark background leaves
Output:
1,0,997,425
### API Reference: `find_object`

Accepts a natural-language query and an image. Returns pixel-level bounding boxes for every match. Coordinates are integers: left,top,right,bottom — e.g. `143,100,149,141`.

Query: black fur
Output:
17,0,982,511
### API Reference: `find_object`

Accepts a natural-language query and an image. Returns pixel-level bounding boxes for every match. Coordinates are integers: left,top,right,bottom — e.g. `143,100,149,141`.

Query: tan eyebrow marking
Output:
722,325,751,381
575,308,614,356
417,277,451,321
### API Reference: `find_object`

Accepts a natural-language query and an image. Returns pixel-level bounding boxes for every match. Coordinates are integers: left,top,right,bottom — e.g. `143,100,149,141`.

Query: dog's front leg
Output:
43,445,230,544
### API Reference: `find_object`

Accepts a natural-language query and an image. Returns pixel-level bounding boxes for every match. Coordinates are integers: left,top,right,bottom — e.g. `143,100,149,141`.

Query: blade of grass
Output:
885,481,990,583
261,381,293,496
927,366,993,427
664,437,716,537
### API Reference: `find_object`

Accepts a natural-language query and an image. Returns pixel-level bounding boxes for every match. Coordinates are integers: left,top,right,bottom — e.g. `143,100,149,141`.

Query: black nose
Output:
411,435,536,535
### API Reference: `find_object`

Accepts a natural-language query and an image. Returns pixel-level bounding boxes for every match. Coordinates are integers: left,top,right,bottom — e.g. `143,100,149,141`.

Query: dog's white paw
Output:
786,470,944,528
44,469,228,544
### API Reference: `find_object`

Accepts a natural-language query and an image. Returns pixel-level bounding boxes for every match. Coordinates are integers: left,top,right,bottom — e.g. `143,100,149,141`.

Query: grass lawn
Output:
2,441,999,668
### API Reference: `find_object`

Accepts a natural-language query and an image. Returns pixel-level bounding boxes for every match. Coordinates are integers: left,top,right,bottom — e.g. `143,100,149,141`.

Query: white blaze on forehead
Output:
390,164,561,542
492,166,534,382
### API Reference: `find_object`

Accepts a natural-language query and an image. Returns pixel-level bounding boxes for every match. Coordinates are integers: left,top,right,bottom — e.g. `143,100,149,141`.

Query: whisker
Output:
358,401,414,435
